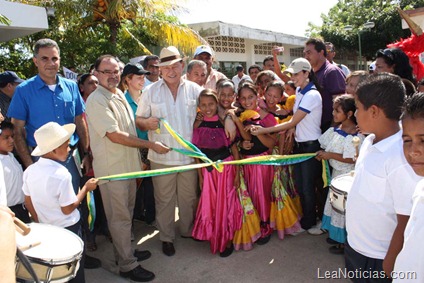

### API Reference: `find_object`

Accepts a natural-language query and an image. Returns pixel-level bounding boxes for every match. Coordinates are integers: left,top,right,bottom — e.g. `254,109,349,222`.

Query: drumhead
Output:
16,223,83,264
330,172,354,194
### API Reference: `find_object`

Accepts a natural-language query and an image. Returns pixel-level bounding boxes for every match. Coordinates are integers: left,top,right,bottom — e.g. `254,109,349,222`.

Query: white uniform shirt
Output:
346,132,419,259
0,153,24,206
293,83,322,142
0,161,6,206
22,158,79,227
393,179,424,282
137,79,203,165
232,74,251,90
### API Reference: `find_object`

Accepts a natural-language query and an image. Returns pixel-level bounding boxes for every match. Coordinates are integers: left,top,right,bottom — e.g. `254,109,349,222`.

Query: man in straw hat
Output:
86,55,169,282
23,121,98,283
136,46,204,257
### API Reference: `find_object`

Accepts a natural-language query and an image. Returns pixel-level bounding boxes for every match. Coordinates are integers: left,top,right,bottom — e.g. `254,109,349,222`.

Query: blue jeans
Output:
293,140,322,230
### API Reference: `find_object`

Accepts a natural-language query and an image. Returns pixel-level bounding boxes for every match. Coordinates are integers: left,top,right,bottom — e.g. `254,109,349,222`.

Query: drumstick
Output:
352,136,360,161
19,241,41,252
14,217,31,236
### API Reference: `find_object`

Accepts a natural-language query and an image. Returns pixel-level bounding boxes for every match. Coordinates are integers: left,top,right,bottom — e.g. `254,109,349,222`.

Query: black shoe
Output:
162,241,175,256
256,234,271,245
134,250,151,261
219,245,234,258
84,255,101,269
326,237,339,245
119,265,155,282
329,244,345,255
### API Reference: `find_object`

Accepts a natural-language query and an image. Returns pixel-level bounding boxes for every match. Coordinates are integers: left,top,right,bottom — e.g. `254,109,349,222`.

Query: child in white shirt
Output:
0,122,30,222
393,93,424,282
23,122,98,283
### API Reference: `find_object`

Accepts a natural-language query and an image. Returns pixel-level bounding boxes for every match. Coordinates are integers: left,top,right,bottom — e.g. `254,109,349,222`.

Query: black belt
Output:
296,140,319,145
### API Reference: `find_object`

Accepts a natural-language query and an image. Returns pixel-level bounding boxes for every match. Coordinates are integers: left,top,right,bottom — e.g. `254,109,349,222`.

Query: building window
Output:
254,42,282,55
208,36,246,53
290,47,304,57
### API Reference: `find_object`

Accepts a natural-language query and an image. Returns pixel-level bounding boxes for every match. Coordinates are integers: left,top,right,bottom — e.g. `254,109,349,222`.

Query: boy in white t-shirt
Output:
23,122,98,283
345,73,420,282
392,93,424,282
0,122,30,222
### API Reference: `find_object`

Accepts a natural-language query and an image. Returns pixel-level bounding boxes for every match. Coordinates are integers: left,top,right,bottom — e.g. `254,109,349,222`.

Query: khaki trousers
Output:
99,179,138,272
151,162,198,242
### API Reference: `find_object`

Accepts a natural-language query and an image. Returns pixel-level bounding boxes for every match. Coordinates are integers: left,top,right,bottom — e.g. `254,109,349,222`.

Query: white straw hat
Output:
31,122,76,156
158,46,184,67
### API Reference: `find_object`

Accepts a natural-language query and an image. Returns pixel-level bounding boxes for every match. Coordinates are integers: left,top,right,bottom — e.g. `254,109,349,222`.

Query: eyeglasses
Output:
377,49,394,62
96,69,120,76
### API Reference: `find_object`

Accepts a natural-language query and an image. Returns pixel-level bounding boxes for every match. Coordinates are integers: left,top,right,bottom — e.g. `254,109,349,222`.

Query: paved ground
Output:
85,218,350,283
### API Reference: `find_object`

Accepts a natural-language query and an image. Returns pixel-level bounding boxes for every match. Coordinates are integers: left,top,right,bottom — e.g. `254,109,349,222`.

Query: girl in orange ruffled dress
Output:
228,82,277,245
263,81,302,239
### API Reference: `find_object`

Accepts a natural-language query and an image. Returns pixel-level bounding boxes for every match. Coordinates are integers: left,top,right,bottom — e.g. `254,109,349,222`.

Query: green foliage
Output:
311,0,424,60
1,0,204,78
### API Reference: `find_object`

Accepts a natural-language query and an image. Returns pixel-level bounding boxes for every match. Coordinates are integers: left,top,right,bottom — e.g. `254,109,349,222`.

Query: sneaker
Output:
289,228,305,236
307,221,326,235
119,265,155,282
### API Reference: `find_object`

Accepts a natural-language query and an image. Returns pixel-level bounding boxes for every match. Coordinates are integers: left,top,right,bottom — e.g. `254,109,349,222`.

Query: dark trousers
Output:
65,221,85,283
293,140,322,229
81,177,110,241
133,177,155,224
345,242,392,283
9,203,31,223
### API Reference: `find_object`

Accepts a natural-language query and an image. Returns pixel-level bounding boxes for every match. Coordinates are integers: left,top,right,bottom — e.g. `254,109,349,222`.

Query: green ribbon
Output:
98,119,331,187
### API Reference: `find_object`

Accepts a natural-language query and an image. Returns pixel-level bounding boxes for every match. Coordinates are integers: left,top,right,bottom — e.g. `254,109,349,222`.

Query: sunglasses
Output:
377,49,395,62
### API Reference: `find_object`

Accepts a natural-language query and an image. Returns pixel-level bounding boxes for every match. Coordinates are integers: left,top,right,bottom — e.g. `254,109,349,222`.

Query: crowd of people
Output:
0,36,423,283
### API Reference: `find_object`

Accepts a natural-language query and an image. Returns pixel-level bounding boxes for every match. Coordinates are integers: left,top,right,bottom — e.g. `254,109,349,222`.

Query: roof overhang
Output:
0,0,49,42
188,21,307,45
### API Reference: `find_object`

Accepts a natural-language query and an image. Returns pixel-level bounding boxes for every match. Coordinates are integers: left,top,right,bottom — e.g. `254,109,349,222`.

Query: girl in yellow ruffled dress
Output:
215,80,262,250
263,81,303,239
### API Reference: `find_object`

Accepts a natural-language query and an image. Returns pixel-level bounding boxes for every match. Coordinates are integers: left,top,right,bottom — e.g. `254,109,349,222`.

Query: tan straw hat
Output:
31,122,76,156
158,46,184,67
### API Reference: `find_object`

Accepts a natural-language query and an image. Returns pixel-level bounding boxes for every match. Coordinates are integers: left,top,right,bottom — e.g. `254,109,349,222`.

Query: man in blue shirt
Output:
8,39,90,190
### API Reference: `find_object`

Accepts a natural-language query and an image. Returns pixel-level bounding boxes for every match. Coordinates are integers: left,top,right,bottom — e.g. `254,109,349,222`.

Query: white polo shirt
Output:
346,131,419,259
293,83,322,142
22,158,79,228
393,179,424,282
0,161,6,206
0,153,24,206
137,79,203,165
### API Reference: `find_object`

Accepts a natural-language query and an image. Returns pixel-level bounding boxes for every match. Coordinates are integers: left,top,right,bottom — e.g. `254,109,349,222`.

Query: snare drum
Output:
15,223,83,283
329,173,354,214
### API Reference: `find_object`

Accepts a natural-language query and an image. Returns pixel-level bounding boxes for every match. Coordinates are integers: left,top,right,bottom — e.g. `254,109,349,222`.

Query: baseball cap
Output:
236,65,243,71
121,63,150,77
194,45,213,57
0,71,24,85
369,61,376,71
285,58,312,74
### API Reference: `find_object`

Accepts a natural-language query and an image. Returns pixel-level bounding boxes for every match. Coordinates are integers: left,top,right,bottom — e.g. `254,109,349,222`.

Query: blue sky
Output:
177,0,340,37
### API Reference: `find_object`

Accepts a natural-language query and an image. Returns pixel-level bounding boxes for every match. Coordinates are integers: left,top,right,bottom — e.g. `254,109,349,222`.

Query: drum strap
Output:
16,247,41,283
